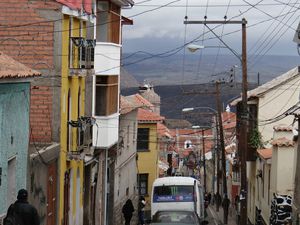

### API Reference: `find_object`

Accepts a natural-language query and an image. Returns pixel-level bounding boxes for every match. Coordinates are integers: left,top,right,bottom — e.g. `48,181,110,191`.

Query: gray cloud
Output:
122,0,300,55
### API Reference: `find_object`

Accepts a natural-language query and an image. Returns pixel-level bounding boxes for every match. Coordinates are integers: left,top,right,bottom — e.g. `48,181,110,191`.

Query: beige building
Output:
232,67,300,224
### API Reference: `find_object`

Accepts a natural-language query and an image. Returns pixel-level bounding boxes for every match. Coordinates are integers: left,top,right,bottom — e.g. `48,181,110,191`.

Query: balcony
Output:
92,113,119,148
69,37,95,77
94,42,121,75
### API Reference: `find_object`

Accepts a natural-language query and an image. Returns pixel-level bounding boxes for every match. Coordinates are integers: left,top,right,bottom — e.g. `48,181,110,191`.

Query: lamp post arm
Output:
193,106,217,114
205,24,242,63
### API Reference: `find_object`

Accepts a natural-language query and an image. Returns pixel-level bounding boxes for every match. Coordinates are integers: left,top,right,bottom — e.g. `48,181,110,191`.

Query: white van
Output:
151,177,205,221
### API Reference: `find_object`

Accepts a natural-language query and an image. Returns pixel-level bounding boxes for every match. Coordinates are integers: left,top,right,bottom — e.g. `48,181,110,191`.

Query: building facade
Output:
0,53,40,220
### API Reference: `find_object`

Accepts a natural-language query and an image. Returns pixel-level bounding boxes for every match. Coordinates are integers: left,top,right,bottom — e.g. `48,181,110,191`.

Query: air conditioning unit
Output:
77,122,93,151
79,39,95,69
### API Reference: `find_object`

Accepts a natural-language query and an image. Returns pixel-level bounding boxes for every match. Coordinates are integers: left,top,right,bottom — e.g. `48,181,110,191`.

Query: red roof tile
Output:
137,108,164,122
271,137,295,147
0,52,41,79
273,125,293,131
157,123,172,138
120,96,136,114
257,148,272,160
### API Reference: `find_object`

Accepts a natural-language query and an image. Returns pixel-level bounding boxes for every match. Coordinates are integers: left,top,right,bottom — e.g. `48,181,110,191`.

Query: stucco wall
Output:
113,110,138,225
0,83,30,214
137,123,159,205
258,77,300,145
277,147,295,195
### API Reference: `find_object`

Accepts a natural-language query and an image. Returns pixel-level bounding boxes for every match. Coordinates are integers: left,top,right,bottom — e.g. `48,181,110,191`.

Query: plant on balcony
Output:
249,128,263,149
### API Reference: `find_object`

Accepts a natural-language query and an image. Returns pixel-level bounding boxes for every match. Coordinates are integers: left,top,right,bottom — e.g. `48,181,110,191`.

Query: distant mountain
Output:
120,53,299,126
120,67,139,89
122,53,299,86
121,83,257,126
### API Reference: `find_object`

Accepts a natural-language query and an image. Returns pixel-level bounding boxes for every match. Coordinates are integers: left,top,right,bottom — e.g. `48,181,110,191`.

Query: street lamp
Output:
184,19,248,224
182,106,217,114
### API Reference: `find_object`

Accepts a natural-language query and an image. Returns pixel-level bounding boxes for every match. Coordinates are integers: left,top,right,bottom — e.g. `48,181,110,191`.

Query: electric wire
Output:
248,0,292,55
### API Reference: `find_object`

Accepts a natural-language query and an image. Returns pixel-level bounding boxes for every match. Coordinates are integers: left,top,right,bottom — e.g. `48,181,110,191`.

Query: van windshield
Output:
153,185,194,202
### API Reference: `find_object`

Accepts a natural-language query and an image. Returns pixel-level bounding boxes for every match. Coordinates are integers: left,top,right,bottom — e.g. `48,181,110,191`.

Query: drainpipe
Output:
104,150,108,225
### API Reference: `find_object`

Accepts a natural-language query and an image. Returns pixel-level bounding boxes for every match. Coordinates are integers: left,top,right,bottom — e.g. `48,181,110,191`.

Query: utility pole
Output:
214,114,220,212
240,19,248,225
202,129,207,193
215,81,228,224
184,18,248,225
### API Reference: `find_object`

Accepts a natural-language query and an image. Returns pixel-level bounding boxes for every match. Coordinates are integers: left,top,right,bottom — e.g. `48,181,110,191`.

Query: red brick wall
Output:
0,0,62,144
30,86,53,143
0,0,59,69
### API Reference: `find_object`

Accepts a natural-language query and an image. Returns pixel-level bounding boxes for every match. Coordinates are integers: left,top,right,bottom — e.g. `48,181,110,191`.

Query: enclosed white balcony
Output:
92,114,119,148
94,42,121,75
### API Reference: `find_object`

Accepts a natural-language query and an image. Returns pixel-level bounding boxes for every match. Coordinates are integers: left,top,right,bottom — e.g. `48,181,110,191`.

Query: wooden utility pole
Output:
202,129,207,193
215,81,227,222
184,18,248,225
215,114,220,212
240,19,248,225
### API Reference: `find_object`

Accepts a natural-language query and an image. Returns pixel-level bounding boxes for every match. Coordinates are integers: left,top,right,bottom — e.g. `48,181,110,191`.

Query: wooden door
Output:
47,162,57,225
63,171,70,225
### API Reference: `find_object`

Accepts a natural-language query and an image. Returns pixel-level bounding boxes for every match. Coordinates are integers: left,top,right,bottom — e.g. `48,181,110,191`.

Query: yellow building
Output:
137,108,164,205
58,5,95,225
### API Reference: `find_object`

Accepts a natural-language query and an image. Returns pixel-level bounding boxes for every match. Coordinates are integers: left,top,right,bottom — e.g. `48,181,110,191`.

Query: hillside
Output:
120,53,299,126
122,53,299,86
121,83,257,126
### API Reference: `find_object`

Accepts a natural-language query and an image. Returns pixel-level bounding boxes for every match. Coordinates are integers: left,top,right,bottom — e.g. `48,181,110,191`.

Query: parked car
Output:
150,210,208,225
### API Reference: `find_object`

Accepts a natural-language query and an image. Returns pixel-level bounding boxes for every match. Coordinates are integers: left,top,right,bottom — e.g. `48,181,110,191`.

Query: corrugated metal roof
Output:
231,67,300,106
0,52,41,79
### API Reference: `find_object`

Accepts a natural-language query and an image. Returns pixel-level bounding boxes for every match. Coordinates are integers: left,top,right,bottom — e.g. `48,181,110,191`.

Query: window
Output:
96,1,120,44
138,174,148,195
67,89,72,151
184,140,192,149
95,75,118,116
137,128,150,151
96,1,109,42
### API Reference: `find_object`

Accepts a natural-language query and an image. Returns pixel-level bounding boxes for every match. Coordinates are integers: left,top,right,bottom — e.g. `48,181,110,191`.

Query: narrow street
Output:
206,205,237,225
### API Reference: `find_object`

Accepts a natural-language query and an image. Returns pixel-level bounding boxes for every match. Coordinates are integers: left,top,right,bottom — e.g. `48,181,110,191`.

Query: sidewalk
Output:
207,204,237,225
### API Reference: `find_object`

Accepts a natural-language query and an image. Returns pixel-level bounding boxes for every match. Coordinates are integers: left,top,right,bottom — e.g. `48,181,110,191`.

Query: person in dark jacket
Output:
138,196,146,225
122,199,135,225
5,189,40,225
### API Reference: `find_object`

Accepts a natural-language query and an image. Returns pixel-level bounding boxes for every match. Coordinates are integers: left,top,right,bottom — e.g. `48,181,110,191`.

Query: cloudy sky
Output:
121,0,300,56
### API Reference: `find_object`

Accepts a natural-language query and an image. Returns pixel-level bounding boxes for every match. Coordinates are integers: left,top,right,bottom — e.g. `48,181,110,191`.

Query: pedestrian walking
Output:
222,194,231,225
207,192,212,204
138,196,146,225
4,189,40,225
122,199,135,225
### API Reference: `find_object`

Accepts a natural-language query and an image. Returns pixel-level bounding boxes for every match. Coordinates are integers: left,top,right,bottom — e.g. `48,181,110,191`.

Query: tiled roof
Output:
137,108,164,122
126,94,153,108
0,52,41,79
273,125,293,131
157,123,172,138
231,67,300,106
120,96,136,114
222,111,236,129
164,119,192,129
271,137,295,147
257,148,272,160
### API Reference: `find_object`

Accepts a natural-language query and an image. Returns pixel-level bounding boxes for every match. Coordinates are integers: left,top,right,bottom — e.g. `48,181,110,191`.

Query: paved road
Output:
206,205,237,225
